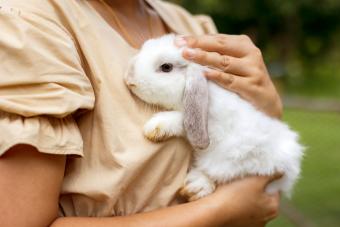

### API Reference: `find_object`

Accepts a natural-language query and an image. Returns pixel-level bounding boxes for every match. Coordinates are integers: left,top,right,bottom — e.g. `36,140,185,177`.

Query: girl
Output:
0,0,282,226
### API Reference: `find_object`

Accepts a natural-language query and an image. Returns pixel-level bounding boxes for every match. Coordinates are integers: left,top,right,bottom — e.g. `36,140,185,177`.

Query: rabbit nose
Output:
127,83,137,89
125,66,137,88
125,76,137,88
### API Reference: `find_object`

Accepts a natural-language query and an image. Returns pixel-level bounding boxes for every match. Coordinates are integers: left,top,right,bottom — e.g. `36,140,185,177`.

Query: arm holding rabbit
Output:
52,175,281,227
1,145,279,227
175,34,283,118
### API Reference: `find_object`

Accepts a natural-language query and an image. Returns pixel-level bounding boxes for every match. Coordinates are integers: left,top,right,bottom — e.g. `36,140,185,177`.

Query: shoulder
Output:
0,0,57,15
0,0,81,43
0,0,74,29
149,0,218,35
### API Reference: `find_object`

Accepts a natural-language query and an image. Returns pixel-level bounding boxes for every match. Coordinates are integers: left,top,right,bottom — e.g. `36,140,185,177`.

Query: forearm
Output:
51,197,224,227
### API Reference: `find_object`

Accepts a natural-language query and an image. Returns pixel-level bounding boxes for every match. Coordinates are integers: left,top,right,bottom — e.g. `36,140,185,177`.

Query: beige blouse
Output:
0,0,217,216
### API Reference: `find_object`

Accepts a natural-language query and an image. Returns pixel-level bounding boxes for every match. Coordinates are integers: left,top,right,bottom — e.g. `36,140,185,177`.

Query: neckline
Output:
84,0,180,50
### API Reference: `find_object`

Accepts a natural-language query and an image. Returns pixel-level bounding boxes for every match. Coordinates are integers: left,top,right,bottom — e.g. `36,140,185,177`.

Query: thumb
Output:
256,172,284,190
263,172,284,191
267,172,284,184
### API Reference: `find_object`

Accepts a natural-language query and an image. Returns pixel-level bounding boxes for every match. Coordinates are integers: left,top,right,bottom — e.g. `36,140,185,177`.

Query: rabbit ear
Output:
183,65,210,150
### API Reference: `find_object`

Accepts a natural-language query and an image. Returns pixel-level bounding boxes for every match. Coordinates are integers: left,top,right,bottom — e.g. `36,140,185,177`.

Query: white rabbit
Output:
124,34,304,200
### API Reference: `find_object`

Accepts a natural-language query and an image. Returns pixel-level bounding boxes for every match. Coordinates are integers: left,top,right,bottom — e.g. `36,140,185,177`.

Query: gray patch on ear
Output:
183,65,210,150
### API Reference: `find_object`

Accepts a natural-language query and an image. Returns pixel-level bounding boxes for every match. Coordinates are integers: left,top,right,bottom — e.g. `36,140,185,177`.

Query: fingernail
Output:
184,48,196,59
204,67,215,74
204,68,218,79
175,36,187,47
204,69,215,78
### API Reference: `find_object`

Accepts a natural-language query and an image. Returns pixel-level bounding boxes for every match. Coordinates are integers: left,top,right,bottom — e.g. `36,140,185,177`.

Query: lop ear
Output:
183,65,210,150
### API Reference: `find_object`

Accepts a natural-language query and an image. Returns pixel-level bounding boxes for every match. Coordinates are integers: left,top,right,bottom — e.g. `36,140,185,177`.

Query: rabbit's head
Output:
125,34,210,149
125,35,188,110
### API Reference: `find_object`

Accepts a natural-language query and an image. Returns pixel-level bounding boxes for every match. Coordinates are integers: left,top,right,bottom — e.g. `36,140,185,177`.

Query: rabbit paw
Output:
179,169,216,201
143,122,168,142
143,112,183,142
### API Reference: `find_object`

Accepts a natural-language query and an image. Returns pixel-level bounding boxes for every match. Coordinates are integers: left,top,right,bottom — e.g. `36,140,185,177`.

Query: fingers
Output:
175,34,282,119
264,192,281,221
267,172,284,184
204,69,253,97
240,173,284,192
261,172,284,192
204,69,236,89
176,34,257,58
183,48,254,77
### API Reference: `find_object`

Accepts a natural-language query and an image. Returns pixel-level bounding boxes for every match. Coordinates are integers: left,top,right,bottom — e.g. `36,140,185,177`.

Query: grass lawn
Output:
268,109,340,227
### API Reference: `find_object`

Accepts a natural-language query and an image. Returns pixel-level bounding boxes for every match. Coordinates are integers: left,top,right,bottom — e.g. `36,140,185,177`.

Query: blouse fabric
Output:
0,0,217,216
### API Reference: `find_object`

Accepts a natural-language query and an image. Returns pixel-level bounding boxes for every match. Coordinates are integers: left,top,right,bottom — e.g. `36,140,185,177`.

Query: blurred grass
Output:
268,109,340,227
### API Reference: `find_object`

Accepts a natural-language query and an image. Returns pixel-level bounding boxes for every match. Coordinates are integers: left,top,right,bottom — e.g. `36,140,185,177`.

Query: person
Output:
0,0,283,226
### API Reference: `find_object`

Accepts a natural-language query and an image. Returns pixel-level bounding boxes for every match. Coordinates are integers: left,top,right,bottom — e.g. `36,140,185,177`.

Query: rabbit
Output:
124,34,304,201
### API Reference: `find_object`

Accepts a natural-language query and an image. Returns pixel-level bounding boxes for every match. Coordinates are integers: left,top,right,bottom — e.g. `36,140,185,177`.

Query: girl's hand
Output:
175,35,282,118
204,174,282,227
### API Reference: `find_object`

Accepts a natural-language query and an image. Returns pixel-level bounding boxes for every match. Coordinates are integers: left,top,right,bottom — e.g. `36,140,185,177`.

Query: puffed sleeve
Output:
0,5,95,156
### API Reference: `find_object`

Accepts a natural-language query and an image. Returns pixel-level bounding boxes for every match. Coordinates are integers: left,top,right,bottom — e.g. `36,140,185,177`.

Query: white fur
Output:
143,111,184,139
125,34,304,198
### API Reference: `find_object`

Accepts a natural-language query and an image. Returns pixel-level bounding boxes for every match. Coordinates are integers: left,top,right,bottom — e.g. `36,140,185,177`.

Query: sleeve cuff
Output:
0,111,84,157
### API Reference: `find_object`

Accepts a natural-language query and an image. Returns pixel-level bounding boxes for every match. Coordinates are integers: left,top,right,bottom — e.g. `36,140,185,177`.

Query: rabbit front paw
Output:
143,120,169,142
143,111,184,142
179,169,216,201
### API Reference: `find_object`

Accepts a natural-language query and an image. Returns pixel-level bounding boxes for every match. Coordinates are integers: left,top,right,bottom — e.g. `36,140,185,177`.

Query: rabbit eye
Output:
160,63,173,73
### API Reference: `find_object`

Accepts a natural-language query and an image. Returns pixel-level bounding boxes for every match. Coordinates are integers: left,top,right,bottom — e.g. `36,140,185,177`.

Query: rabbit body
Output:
184,78,303,199
125,35,304,200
